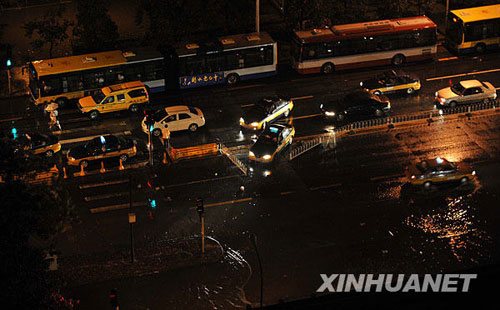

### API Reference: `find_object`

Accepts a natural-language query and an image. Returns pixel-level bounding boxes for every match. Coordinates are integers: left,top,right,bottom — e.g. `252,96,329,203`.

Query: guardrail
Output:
289,136,326,160
217,140,248,176
170,143,219,162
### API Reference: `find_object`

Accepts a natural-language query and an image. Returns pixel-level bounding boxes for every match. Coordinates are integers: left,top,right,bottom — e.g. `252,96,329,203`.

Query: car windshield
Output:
153,109,168,122
91,90,106,103
451,83,465,95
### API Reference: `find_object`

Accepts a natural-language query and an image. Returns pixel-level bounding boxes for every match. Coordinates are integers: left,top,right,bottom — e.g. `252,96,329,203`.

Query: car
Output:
435,79,497,108
16,133,61,157
67,135,136,167
248,124,295,163
405,157,476,188
78,81,149,120
320,90,391,121
360,70,421,95
240,96,293,130
142,105,205,136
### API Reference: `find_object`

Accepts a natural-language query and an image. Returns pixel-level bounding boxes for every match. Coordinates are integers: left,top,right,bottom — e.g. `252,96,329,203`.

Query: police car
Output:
248,124,295,163
240,96,293,130
360,70,421,95
406,157,476,188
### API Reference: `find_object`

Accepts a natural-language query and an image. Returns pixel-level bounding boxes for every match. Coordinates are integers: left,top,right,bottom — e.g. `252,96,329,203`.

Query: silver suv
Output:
435,80,497,107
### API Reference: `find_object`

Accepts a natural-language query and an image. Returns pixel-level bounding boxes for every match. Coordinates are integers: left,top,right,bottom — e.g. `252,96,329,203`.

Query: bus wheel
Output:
129,104,139,113
45,150,54,157
321,62,334,74
227,73,240,85
56,97,67,108
423,181,432,189
89,110,99,120
475,43,486,54
391,54,406,66
373,90,382,95
406,88,415,94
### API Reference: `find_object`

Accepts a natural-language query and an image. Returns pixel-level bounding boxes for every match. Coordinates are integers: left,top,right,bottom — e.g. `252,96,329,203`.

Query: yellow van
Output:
78,81,149,120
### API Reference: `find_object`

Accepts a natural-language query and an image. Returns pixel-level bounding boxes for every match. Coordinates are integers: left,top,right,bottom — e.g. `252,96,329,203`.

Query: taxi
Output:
78,81,149,120
360,70,421,95
16,133,61,157
406,157,476,188
248,124,295,163
67,135,136,167
240,96,293,130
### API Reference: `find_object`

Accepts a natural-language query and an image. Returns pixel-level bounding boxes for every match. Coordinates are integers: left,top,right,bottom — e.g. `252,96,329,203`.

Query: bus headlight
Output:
239,117,244,124
249,151,255,157
251,122,259,127
472,170,476,175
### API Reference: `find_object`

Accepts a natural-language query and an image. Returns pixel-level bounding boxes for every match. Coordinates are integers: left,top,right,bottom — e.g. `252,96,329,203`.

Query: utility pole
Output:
445,0,450,34
250,233,263,308
128,174,136,263
196,197,205,255
256,0,260,33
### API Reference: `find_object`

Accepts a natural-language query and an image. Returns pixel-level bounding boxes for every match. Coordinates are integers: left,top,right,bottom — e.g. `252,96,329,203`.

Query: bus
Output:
172,32,277,89
27,48,165,106
291,16,437,74
445,4,500,54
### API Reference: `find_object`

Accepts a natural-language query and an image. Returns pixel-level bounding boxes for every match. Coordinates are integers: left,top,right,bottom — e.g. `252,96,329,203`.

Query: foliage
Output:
72,0,119,54
23,6,72,58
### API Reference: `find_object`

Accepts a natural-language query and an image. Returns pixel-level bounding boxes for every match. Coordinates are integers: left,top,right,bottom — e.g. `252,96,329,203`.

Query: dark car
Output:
248,124,295,163
67,134,136,167
16,133,61,157
240,96,294,130
360,70,421,95
320,90,391,121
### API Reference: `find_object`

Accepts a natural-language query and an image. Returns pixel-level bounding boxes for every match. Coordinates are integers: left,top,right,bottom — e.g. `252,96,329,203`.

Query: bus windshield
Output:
91,90,106,103
446,14,463,45
28,65,40,99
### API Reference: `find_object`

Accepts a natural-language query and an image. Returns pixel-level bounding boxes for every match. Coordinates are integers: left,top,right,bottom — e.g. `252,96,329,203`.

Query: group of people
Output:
44,101,61,131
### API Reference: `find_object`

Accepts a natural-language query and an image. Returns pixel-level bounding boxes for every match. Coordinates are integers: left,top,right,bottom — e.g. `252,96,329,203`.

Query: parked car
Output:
142,105,205,136
240,96,293,130
360,70,421,95
67,135,136,167
405,157,476,188
320,90,391,121
435,79,497,107
248,124,295,163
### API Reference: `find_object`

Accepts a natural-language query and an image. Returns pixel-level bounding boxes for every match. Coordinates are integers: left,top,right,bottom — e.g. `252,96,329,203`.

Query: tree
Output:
23,6,72,58
72,0,119,54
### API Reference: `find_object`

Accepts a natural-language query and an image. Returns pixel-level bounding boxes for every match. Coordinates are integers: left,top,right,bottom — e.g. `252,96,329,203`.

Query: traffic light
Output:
109,288,118,309
196,197,204,220
144,109,155,131
148,198,157,209
11,127,18,139
6,46,12,69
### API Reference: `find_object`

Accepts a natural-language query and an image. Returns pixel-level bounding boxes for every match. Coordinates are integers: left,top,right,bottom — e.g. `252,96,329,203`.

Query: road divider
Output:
170,143,219,162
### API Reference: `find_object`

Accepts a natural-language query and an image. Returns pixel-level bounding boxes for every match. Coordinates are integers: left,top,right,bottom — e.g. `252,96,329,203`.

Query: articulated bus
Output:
28,48,165,106
173,32,277,89
445,4,500,54
291,16,437,74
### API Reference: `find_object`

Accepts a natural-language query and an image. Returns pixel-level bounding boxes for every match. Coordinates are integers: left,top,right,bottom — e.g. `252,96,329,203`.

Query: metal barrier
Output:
217,141,248,176
289,135,326,160
170,143,219,161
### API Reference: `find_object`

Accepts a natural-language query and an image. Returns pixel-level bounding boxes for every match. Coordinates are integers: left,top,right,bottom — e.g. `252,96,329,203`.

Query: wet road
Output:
2,48,500,308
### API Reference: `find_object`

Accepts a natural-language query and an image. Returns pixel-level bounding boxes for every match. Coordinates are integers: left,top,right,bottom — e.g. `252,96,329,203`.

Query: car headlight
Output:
319,104,323,109
262,154,271,160
435,92,438,97
360,82,363,87
251,122,259,127
472,170,476,175
249,151,255,157
494,93,497,99
68,156,75,161
411,175,416,179
240,117,244,124
440,97,446,103
325,111,335,116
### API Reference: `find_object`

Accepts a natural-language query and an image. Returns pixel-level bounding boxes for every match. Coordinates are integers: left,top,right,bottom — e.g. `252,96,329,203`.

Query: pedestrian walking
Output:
161,127,173,164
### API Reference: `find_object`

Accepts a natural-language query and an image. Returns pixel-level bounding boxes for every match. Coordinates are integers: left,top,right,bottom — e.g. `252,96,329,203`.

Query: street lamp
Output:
256,0,260,33
250,233,263,308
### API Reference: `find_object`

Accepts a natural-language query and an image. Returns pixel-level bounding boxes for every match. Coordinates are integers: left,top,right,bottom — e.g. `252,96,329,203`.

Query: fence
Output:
289,135,327,160
217,141,248,176
170,143,219,162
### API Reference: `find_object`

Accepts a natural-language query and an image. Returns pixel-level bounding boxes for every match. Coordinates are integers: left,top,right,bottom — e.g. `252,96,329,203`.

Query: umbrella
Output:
45,102,59,112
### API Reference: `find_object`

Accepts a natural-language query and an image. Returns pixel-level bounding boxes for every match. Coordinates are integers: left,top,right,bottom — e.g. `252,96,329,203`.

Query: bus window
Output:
83,71,99,89
124,64,144,81
224,51,241,70
40,77,62,96
184,56,204,75
243,47,266,68
446,14,463,44
205,54,223,72
66,74,83,92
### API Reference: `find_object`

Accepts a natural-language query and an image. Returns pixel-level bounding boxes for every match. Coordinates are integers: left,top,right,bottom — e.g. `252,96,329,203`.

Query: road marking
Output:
229,84,264,91
241,103,255,107
310,183,341,191
292,113,322,120
280,191,294,195
84,191,128,202
291,95,314,101
426,68,500,81
79,179,129,189
496,87,500,90
0,116,23,123
370,174,405,181
163,175,241,188
201,197,253,209
437,57,458,62
60,131,132,145
90,201,146,213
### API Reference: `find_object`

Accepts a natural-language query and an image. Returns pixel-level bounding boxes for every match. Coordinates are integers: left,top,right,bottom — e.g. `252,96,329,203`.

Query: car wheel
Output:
284,109,290,118
45,150,54,157
407,88,415,94
79,160,89,168
189,123,198,132
89,110,99,120
129,104,139,113
460,176,469,184
423,181,432,189
321,62,334,74
391,54,406,66
475,43,486,54
227,73,240,85
152,128,161,137
120,154,128,162
373,90,382,95
449,101,457,108
375,109,383,117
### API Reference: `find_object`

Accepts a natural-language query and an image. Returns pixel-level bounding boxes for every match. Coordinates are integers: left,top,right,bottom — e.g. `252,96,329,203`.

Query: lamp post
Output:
445,0,450,34
256,0,260,33
250,233,263,308
128,174,136,263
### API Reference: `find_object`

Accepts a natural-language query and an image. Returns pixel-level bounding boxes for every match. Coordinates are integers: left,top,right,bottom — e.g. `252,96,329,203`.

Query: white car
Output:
142,105,205,136
435,80,497,107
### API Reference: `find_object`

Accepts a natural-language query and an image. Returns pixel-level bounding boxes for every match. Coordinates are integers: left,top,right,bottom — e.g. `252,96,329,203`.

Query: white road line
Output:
0,116,23,123
79,179,129,189
291,113,322,120
59,131,132,145
84,191,128,202
90,201,146,213
164,175,241,188
426,68,500,81
291,95,314,101
310,183,341,191
241,103,254,107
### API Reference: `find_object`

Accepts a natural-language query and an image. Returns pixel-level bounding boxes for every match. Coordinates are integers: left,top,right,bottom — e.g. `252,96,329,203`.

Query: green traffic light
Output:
6,59,12,67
